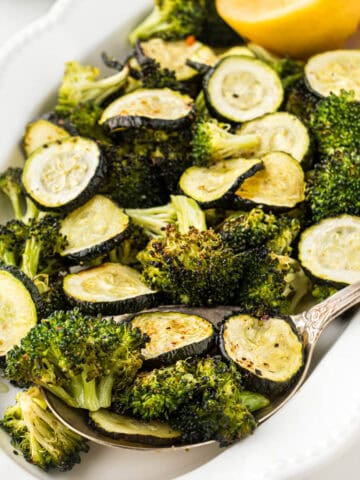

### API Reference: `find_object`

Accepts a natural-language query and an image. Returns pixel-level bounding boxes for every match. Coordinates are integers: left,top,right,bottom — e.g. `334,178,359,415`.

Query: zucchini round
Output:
130,311,215,366
220,314,304,396
100,88,195,132
89,409,181,446
235,152,305,209
0,265,42,357
60,195,131,262
305,50,360,100
298,215,360,286
218,46,255,60
238,113,311,166
63,263,159,315
140,39,217,81
179,158,263,208
23,119,69,157
204,56,284,123
22,136,105,212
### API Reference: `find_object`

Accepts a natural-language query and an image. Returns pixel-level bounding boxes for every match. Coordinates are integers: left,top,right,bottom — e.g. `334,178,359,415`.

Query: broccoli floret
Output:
68,102,110,142
139,224,243,306
311,283,338,302
238,249,310,316
219,209,300,255
38,272,70,317
191,119,260,166
0,386,89,471
310,91,360,157
0,225,17,266
306,152,360,222
109,225,149,267
198,0,243,47
128,0,206,44
0,168,24,220
285,79,318,127
5,309,147,411
56,61,129,116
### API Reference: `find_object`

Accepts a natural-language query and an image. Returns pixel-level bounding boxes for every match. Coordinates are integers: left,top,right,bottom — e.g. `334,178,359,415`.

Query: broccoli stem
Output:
171,195,206,233
126,204,177,237
7,192,23,221
238,391,270,412
129,6,168,45
21,236,41,279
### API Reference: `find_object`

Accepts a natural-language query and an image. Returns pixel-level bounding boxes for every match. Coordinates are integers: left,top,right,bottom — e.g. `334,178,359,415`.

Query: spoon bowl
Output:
44,282,360,450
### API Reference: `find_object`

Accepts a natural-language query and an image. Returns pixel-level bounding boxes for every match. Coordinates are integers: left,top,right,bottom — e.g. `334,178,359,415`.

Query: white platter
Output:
0,1,359,479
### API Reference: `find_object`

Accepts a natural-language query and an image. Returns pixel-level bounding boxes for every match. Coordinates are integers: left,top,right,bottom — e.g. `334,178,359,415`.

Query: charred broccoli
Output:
128,0,206,44
0,167,24,220
5,309,148,411
312,283,338,302
0,225,18,266
67,102,109,142
238,249,310,316
0,386,89,471
191,119,260,166
285,80,318,127
219,208,300,255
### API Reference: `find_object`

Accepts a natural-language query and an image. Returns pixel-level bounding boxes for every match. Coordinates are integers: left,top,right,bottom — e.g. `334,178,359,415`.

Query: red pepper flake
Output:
22,354,29,361
186,35,196,46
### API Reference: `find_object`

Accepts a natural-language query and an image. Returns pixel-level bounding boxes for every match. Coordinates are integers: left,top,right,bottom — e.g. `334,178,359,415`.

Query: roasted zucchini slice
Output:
204,56,284,123
60,195,131,262
63,263,159,315
130,311,215,366
22,136,105,212
298,215,360,286
89,410,181,446
236,152,305,209
140,38,217,81
179,158,263,208
220,314,304,395
23,119,69,157
238,112,311,165
305,50,360,100
100,88,195,132
0,266,42,357
218,46,255,60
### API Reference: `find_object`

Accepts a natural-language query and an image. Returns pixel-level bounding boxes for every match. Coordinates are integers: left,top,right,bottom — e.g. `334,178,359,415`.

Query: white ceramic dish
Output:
0,1,359,479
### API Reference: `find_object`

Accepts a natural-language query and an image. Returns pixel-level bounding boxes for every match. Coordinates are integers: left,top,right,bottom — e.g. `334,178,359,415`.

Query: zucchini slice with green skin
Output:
100,88,195,132
22,136,105,212
0,265,42,357
23,119,70,157
204,56,284,123
179,158,263,208
305,50,360,100
237,112,311,166
130,311,215,367
220,314,304,396
140,39,218,81
60,195,131,262
89,410,181,446
298,215,360,286
235,152,305,210
218,46,255,60
63,263,159,315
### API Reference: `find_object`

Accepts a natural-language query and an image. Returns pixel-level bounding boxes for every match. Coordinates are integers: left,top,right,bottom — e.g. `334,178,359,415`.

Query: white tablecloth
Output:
0,1,359,478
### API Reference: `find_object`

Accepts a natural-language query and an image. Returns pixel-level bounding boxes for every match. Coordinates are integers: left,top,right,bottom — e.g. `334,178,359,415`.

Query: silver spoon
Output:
44,282,360,451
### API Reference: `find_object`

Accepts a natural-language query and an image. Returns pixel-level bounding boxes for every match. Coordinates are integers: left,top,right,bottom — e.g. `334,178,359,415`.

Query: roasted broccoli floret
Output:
109,225,149,267
38,272,70,317
219,208,300,255
310,91,360,157
0,386,89,471
285,79,318,127
192,119,260,166
139,224,243,306
5,309,148,411
238,249,310,316
56,61,129,116
128,0,206,44
0,167,24,220
306,152,360,222
198,0,243,47
68,102,109,142
311,283,338,302
0,225,17,266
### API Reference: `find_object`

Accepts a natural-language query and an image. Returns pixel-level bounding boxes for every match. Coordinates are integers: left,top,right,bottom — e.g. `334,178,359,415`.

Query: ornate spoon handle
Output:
292,282,360,345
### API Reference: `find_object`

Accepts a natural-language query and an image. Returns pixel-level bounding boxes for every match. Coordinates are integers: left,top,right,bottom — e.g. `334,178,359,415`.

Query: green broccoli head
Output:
306,152,360,223
109,224,149,267
285,79,318,127
238,249,310,316
37,272,70,317
128,0,206,44
0,386,89,471
310,90,360,157
0,225,17,266
56,61,129,116
0,167,24,220
191,119,260,166
68,102,110,142
219,209,301,255
138,224,243,306
311,283,338,302
5,309,148,411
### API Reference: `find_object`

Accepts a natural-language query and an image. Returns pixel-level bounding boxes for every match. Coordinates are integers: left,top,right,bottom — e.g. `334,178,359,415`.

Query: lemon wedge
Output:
216,0,360,58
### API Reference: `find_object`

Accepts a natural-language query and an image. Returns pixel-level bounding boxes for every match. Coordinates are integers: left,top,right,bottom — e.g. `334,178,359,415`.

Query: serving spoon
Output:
44,281,360,451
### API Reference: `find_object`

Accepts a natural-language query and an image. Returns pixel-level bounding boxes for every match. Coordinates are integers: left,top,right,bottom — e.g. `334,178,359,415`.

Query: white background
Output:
0,1,359,478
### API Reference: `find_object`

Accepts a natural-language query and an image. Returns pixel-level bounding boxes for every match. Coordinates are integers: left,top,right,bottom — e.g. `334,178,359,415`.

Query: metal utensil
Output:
44,282,360,451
